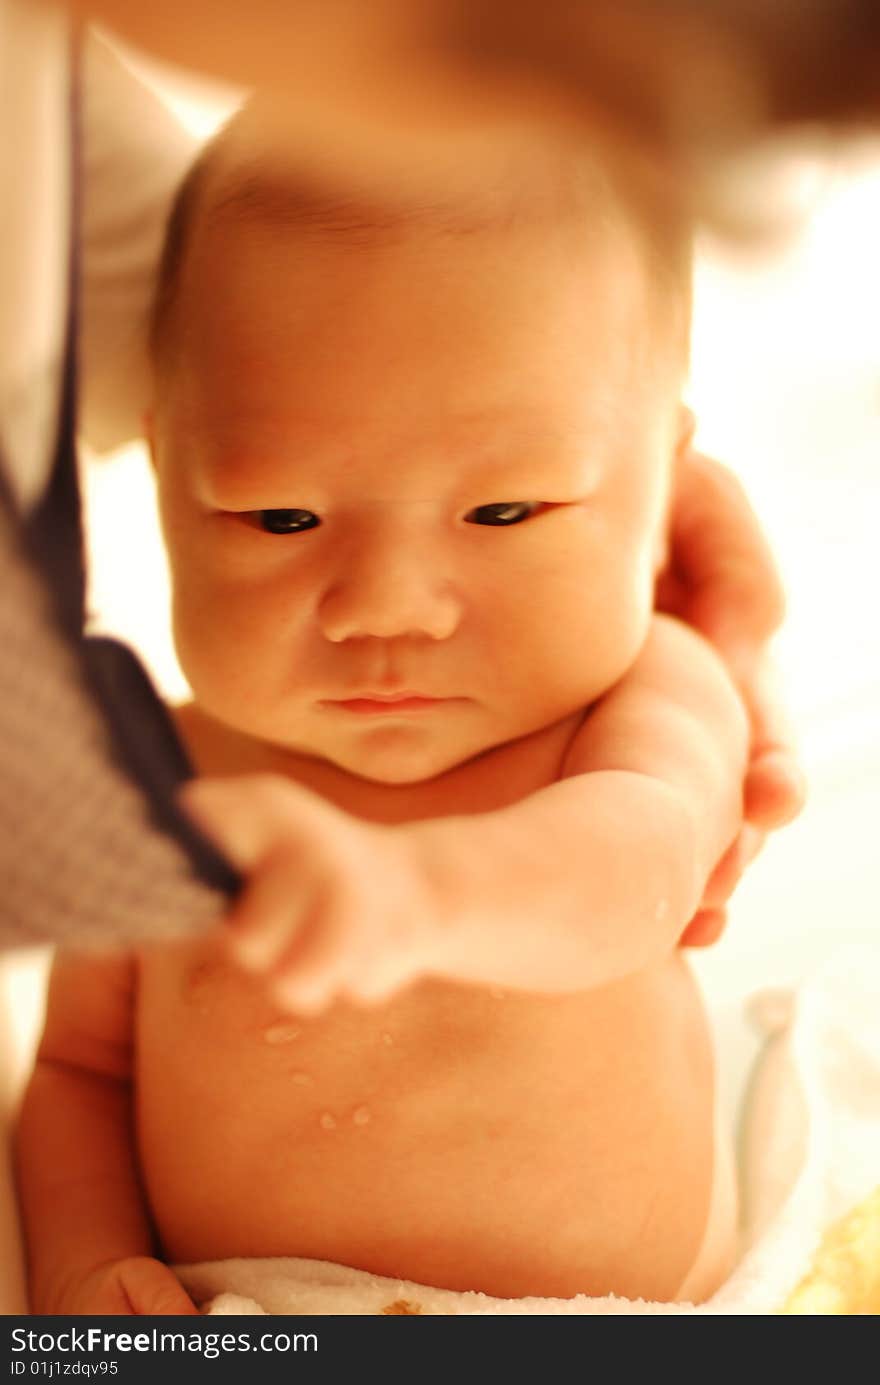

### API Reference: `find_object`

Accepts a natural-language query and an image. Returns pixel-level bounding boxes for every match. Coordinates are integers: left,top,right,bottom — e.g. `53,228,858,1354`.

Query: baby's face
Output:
152,199,685,783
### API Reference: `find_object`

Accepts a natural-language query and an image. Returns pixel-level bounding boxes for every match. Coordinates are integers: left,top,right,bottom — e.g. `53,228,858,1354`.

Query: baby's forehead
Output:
183,159,657,373
153,99,692,385
193,123,633,258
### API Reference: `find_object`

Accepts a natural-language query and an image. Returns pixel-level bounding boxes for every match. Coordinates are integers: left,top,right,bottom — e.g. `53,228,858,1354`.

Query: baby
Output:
17,107,750,1312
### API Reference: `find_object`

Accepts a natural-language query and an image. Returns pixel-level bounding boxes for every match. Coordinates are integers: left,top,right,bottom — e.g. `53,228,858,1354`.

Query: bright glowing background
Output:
80,97,880,1106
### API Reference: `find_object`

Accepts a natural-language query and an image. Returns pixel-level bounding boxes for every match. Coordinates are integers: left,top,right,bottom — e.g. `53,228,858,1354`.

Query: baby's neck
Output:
172,701,582,826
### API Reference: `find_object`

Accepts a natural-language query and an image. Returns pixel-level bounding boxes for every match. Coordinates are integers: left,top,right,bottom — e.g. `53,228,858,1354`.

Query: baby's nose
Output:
318,546,461,644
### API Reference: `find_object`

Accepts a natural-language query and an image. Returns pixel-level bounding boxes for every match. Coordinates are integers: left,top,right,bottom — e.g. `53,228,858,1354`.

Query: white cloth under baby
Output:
177,944,880,1316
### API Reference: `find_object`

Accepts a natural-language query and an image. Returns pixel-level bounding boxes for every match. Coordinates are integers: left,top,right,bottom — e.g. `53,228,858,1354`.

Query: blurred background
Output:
686,153,880,1104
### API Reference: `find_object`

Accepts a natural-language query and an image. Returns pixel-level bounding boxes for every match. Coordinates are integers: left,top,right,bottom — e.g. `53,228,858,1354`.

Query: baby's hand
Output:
52,1257,198,1315
182,776,438,1012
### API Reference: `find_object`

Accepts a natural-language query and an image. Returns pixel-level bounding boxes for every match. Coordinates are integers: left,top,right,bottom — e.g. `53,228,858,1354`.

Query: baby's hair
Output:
149,104,692,370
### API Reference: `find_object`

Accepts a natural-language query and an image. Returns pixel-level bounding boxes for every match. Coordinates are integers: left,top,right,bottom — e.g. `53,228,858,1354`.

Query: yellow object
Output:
781,1186,880,1314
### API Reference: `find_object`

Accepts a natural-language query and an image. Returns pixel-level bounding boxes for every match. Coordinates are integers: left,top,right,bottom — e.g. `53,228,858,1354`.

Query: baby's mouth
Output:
319,692,456,715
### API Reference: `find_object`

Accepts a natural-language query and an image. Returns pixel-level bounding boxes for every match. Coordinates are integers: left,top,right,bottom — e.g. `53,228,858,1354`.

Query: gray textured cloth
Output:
0,493,227,951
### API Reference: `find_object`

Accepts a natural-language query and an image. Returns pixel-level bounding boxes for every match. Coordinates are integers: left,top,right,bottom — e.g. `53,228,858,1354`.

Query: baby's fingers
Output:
341,948,422,1007
270,904,364,1013
272,900,416,1012
181,774,353,993
220,853,303,971
180,774,336,869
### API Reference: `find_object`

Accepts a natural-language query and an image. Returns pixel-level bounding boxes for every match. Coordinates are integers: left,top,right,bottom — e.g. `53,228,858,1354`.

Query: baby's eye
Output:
464,502,543,527
256,509,321,534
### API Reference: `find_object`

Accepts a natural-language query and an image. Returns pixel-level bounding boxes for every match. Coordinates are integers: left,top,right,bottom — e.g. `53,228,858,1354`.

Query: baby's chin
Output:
312,732,492,786
185,695,497,786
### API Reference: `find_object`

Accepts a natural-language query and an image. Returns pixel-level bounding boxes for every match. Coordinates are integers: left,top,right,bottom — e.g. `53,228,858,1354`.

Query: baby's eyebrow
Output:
461,421,613,484
187,441,310,510
185,394,619,505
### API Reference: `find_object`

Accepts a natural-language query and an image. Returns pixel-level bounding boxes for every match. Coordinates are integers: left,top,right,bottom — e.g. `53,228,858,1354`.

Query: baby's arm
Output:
185,614,748,1006
15,952,196,1315
406,612,749,992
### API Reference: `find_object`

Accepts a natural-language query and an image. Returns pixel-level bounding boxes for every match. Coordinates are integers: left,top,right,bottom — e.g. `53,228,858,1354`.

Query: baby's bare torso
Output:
137,710,732,1302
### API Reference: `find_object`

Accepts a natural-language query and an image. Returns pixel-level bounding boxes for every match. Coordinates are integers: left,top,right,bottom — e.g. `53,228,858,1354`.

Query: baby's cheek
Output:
172,581,271,701
540,555,651,701
609,552,656,663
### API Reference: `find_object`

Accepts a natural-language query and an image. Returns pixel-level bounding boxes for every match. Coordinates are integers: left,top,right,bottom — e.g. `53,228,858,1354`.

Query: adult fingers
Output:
679,908,728,949
700,824,764,911
663,448,786,658
740,654,808,828
660,453,807,829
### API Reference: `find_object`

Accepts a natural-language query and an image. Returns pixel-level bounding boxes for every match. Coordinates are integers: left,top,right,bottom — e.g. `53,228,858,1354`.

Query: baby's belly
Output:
136,942,732,1302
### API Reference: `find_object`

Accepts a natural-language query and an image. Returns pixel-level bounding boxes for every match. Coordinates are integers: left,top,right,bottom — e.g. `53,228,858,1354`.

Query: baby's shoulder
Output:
453,709,588,808
621,614,742,721
563,614,747,779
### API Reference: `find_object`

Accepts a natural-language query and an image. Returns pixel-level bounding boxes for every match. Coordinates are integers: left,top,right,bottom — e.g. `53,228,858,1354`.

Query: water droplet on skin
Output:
381,1032,394,1046
291,1071,313,1087
264,1022,301,1045
319,1112,337,1131
352,1106,371,1126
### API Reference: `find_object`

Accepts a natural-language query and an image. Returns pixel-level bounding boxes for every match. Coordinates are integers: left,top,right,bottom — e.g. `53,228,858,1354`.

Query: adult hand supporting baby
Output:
657,446,808,947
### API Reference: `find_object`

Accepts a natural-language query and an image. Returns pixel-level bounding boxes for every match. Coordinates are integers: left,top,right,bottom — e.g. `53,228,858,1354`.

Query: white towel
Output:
177,945,880,1316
